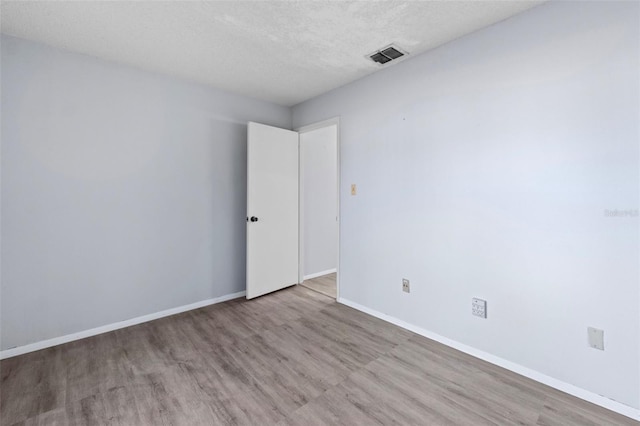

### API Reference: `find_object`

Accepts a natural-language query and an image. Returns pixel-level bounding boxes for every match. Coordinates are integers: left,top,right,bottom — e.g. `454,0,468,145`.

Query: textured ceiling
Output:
1,1,543,106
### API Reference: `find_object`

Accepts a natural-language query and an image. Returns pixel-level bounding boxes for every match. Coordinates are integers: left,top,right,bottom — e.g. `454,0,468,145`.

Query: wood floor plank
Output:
536,391,639,426
1,346,67,425
260,325,356,387
317,302,415,345
219,336,327,413
18,407,69,426
364,352,537,425
63,332,141,406
2,282,636,426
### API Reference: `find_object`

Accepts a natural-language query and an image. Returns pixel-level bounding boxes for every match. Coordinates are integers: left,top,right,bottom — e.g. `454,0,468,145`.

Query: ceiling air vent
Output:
368,44,408,65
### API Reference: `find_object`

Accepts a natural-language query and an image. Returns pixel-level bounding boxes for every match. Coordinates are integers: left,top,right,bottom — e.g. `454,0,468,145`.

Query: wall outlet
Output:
588,327,604,350
402,278,410,293
472,298,487,318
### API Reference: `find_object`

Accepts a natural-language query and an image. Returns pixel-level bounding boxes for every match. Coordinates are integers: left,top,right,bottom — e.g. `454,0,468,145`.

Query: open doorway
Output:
297,118,339,299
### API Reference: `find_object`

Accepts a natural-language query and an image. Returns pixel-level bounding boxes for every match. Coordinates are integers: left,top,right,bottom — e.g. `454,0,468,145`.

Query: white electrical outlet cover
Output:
472,298,487,318
587,327,604,350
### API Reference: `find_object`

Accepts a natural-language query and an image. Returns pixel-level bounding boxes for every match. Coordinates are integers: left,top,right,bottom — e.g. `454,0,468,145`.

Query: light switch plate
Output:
351,184,357,196
472,298,487,318
588,327,604,350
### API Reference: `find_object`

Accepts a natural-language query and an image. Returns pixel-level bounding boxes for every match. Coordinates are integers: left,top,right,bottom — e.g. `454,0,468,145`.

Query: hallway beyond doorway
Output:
300,273,336,299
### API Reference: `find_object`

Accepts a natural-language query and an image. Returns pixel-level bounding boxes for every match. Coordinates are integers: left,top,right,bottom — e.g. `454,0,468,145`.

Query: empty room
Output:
1,1,639,425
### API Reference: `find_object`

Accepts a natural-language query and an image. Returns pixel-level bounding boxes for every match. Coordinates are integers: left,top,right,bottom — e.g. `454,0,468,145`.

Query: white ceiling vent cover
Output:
368,44,409,66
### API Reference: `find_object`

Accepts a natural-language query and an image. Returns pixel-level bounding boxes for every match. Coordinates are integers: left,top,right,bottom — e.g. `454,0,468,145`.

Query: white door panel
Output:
246,122,299,299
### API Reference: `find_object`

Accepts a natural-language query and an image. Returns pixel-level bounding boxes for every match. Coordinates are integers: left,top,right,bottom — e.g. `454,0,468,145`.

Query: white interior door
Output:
246,122,299,299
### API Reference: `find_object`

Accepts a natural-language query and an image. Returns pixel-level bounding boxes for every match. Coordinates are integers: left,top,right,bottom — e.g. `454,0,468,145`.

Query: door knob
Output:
250,216,259,222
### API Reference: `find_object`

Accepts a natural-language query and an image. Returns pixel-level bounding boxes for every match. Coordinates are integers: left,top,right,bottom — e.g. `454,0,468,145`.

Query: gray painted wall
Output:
292,1,639,409
0,35,291,350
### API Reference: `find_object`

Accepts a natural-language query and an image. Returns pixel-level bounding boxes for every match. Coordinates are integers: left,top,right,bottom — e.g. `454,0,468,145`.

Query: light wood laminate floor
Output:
1,285,637,425
301,273,336,299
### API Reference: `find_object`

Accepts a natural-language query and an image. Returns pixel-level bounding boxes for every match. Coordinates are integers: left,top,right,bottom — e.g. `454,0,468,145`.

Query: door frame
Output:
295,117,341,300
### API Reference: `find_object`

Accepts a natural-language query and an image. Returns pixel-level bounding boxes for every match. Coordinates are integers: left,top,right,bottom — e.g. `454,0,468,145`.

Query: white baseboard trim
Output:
337,297,640,422
0,291,246,360
303,268,337,280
